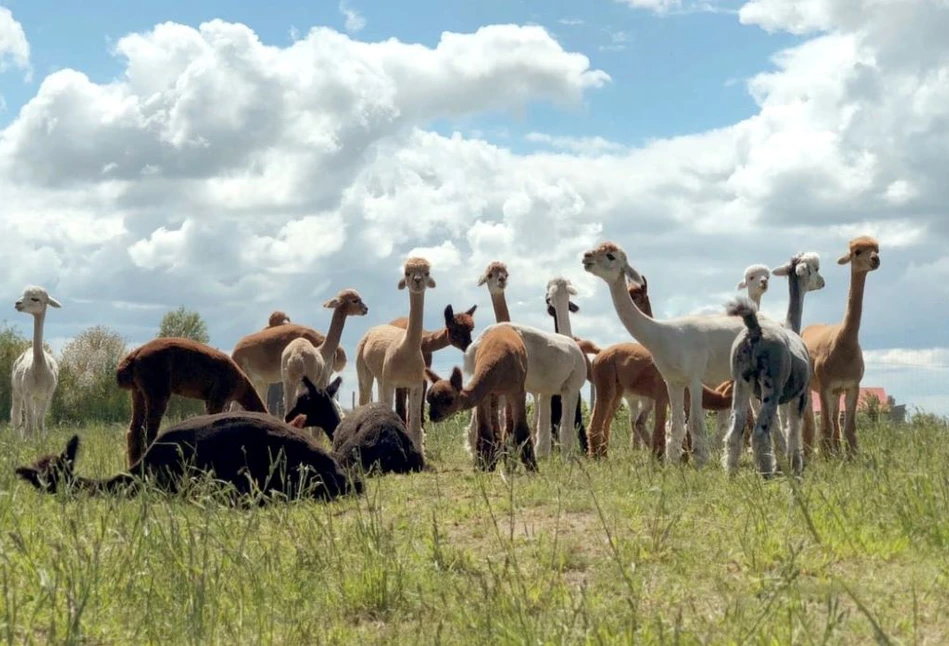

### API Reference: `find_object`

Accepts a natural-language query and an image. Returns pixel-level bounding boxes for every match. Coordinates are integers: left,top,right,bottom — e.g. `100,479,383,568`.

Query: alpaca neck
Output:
319,308,348,362
840,269,868,341
404,290,425,348
490,292,510,323
32,312,47,367
421,328,451,353
554,305,573,338
608,277,661,347
750,292,762,308
785,273,805,334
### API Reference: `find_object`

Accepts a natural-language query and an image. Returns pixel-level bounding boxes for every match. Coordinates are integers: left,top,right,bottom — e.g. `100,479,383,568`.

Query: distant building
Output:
811,387,904,423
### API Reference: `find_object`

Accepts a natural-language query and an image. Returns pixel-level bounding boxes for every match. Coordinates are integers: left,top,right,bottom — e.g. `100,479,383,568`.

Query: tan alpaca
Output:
425,324,536,471
801,236,880,456
470,261,513,442
355,257,435,448
281,289,368,412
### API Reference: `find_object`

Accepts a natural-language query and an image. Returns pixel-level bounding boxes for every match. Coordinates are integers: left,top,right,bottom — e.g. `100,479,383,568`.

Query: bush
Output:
0,323,31,423
50,326,130,425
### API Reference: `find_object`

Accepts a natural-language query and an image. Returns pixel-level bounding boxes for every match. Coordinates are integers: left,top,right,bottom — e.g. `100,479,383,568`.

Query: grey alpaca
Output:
723,252,825,478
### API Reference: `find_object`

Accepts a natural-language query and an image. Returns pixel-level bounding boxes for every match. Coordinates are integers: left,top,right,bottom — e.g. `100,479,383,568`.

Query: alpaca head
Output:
399,257,435,294
15,435,80,493
284,376,343,438
444,304,477,351
773,252,825,292
737,265,771,301
581,242,644,286
545,277,579,318
838,236,880,274
323,288,369,317
424,366,464,423
477,261,509,295
15,286,62,317
627,275,652,317
267,311,291,327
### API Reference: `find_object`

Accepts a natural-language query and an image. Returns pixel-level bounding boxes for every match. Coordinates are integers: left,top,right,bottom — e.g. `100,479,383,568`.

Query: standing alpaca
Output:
737,265,771,307
16,413,360,502
389,304,477,425
355,257,434,449
582,242,748,466
722,253,825,477
426,324,536,471
117,337,267,467
801,236,881,456
280,289,368,412
264,311,292,413
285,376,425,474
544,277,589,452
10,286,62,437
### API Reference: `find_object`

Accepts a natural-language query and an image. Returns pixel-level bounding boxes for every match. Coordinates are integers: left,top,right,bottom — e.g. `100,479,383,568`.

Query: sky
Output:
1,0,948,415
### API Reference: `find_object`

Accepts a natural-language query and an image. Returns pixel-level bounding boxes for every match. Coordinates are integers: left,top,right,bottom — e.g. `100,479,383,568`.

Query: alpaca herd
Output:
14,236,882,501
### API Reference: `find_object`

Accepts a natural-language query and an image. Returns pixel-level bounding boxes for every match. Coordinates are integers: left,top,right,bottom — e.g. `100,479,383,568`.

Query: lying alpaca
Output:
10,286,62,437
426,324,536,471
116,337,267,468
285,376,425,475
389,304,477,426
15,413,360,502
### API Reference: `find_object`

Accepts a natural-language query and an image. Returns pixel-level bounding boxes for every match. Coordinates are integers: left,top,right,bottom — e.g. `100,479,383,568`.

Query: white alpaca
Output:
544,277,587,448
10,286,62,437
737,265,771,307
464,321,586,458
582,242,747,466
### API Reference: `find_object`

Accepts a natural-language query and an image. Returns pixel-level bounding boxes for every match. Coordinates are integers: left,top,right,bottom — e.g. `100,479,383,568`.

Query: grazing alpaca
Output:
426,324,536,471
10,286,62,437
544,277,589,452
801,236,881,456
737,265,771,307
232,323,347,407
355,257,434,449
722,253,825,478
285,376,425,474
280,289,368,412
117,337,267,467
389,304,477,425
583,242,748,466
587,280,732,458
15,414,360,502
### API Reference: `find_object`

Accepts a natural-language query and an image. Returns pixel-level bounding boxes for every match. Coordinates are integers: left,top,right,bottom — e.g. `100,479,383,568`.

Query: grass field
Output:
1,411,948,644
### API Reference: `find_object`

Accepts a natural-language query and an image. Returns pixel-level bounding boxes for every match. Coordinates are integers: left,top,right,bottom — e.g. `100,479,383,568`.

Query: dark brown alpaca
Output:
389,304,477,425
426,324,536,472
116,337,267,467
286,376,425,474
15,413,361,502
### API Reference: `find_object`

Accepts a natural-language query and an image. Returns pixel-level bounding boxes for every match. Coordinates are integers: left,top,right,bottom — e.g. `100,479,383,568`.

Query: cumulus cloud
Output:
338,1,366,33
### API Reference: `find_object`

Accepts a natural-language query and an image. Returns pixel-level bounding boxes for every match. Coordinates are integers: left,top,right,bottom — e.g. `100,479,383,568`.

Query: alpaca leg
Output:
625,396,642,448
714,409,729,451
802,392,817,456
550,394,563,448
786,394,806,476
665,383,688,464
773,403,789,458
574,395,587,454
722,378,752,474
750,398,778,479
508,392,537,471
407,385,425,452
558,389,581,456
379,380,395,409
588,380,618,458
37,393,52,435
357,361,374,406
818,389,837,455
126,388,147,468
10,391,23,438
23,397,37,437
534,394,553,458
464,410,478,457
687,379,710,467
143,393,170,455
842,386,860,457
649,395,665,460
394,387,408,425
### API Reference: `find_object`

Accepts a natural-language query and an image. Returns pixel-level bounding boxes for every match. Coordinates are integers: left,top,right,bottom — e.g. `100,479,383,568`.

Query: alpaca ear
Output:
426,276,436,288
640,275,647,291
736,279,749,289
465,304,477,316
795,263,809,277
546,304,556,317
771,264,791,277
302,376,317,395
449,367,464,391
288,414,307,429
568,301,579,313
567,283,578,296
47,296,62,309
63,435,80,465
477,274,488,286
327,376,342,397
444,304,454,326
398,278,407,290
15,466,41,489
323,297,342,308
622,263,644,286
837,251,852,265
424,367,442,384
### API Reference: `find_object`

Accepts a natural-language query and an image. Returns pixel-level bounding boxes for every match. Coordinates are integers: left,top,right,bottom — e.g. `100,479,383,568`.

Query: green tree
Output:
52,325,130,424
157,306,209,344
0,323,31,424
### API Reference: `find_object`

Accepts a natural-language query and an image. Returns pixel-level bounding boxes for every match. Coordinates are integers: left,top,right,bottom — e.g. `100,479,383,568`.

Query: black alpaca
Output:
286,376,425,475
15,412,361,502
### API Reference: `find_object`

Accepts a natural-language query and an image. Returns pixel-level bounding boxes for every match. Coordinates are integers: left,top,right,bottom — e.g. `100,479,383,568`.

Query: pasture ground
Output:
1,411,947,644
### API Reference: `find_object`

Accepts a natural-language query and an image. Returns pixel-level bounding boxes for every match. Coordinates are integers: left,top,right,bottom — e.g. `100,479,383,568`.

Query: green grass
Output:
1,412,948,644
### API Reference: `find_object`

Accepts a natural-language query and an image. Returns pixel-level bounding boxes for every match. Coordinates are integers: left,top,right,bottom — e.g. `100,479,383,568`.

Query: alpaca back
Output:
332,404,424,474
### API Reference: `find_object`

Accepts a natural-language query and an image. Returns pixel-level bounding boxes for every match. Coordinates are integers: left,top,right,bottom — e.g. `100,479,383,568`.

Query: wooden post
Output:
267,383,284,417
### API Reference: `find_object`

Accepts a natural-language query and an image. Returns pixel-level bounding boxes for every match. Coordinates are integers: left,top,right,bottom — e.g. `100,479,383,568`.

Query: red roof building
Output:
811,387,889,414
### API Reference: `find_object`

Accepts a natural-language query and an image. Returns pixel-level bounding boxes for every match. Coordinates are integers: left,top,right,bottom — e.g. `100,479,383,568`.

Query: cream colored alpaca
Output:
355,257,434,448
10,286,62,437
281,289,368,412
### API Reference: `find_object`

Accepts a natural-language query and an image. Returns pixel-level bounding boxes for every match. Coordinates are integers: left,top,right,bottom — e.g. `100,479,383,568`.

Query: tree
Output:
0,323,31,423
158,306,209,344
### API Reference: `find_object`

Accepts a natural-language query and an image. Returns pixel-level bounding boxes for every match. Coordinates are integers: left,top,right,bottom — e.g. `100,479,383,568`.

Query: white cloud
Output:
0,6,30,77
525,132,627,155
338,1,366,33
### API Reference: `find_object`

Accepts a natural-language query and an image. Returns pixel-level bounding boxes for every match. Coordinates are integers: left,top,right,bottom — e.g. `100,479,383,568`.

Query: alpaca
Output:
389,304,477,425
10,286,62,437
544,277,589,452
801,236,880,456
722,253,825,478
582,242,749,466
15,413,360,502
232,323,347,407
117,337,267,467
280,289,368,412
426,324,536,471
543,289,587,444
587,279,733,458
264,311,293,413
737,265,771,307
285,376,425,474
355,257,434,449
469,261,513,442
268,311,291,327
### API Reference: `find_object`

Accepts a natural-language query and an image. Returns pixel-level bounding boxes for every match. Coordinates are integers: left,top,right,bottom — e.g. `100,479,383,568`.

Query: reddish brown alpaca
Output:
117,337,267,467
425,325,536,471
587,279,733,459
390,304,477,425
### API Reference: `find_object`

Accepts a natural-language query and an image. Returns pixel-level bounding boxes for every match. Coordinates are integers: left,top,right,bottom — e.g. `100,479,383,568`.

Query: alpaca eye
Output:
855,250,862,255
31,298,39,302
606,253,615,261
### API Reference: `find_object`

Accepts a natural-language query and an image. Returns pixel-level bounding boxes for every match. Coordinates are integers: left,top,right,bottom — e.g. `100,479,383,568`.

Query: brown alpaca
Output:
231,323,346,405
801,236,880,456
267,311,291,327
389,303,477,425
116,337,267,467
425,324,536,471
586,280,733,459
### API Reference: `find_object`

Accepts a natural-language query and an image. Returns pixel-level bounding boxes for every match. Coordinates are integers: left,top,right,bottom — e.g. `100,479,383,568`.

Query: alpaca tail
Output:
575,337,602,356
700,384,732,410
115,351,137,390
726,296,762,343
